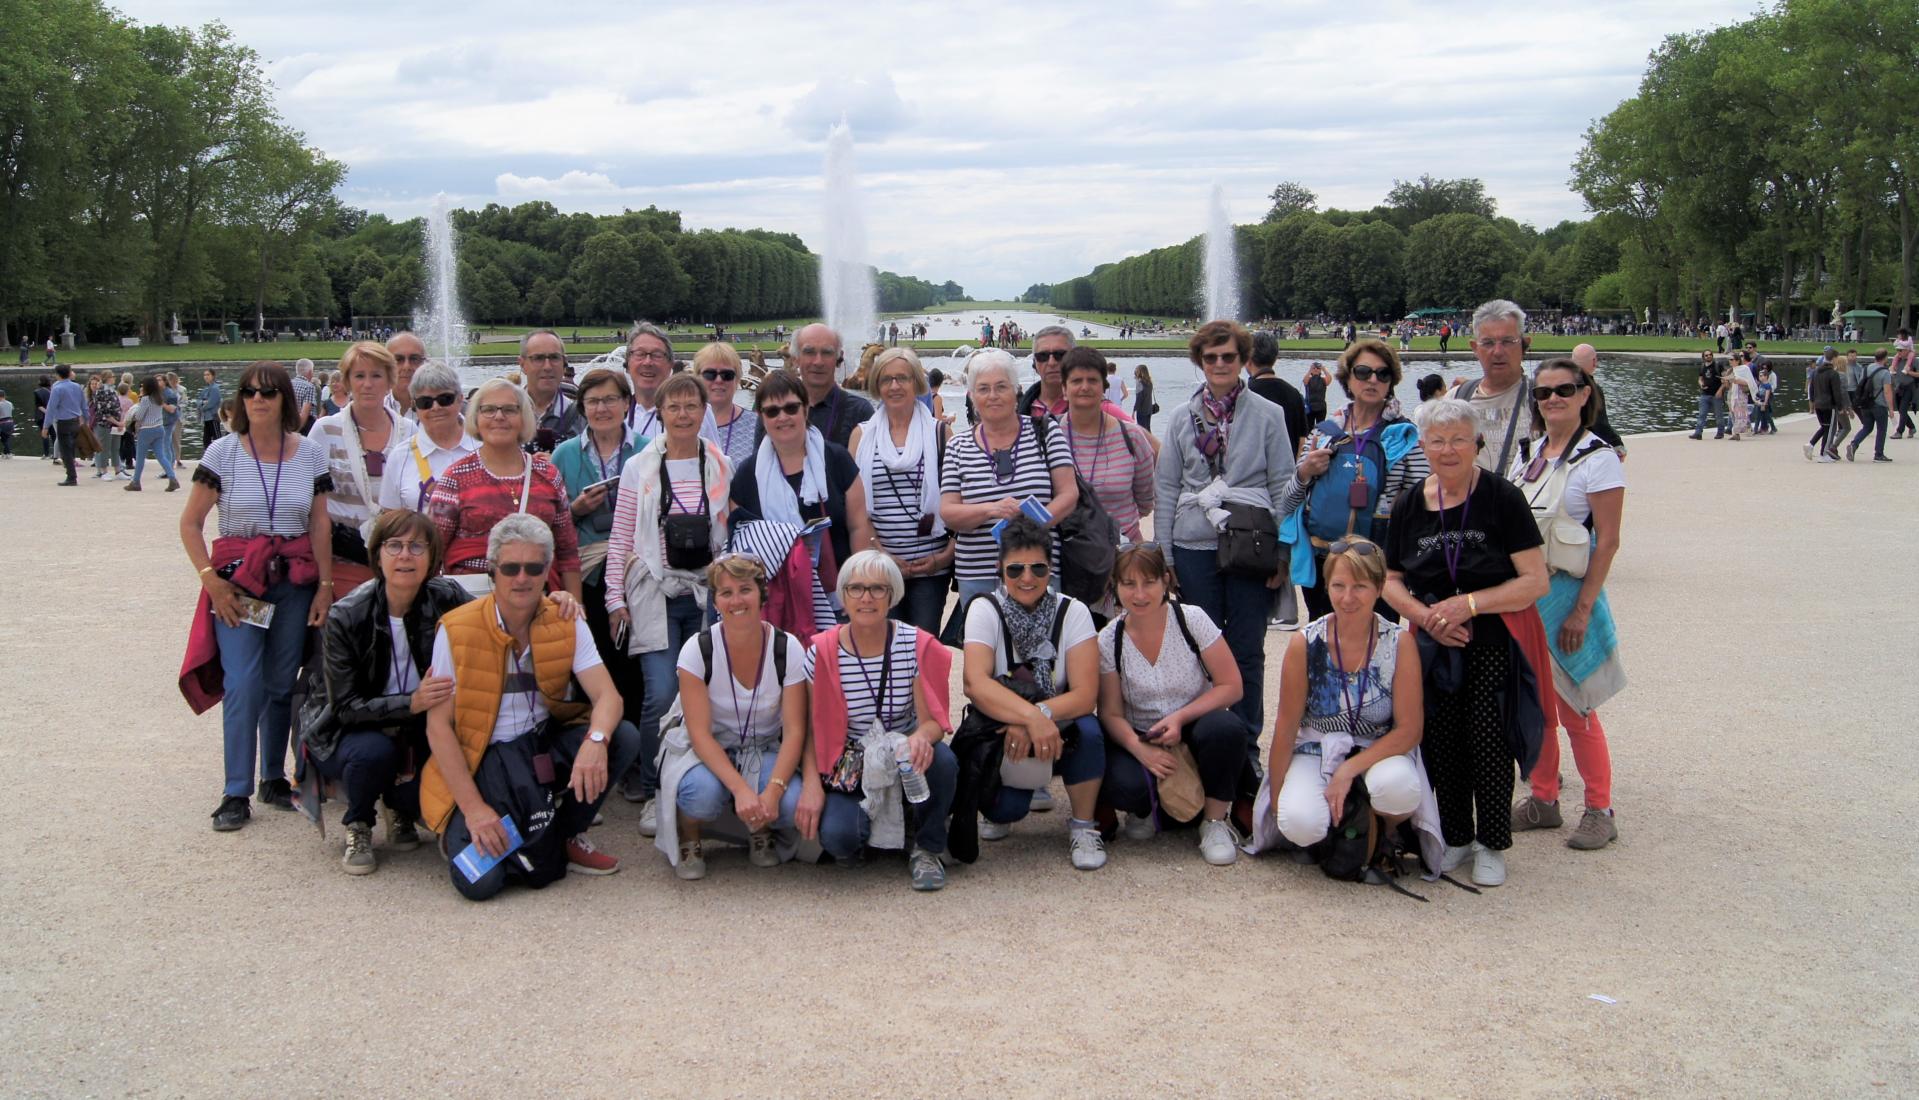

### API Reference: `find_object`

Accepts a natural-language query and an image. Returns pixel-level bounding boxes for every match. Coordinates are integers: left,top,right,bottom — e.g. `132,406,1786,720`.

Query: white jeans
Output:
1275,751,1424,848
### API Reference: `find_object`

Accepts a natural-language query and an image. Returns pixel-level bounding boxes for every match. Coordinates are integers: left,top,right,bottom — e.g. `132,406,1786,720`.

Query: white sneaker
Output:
1441,843,1474,872
637,797,658,837
1029,786,1055,813
1471,842,1506,887
979,818,1010,841
1802,444,1815,461
675,840,706,880
1069,826,1107,871
1122,811,1156,841
1198,818,1241,866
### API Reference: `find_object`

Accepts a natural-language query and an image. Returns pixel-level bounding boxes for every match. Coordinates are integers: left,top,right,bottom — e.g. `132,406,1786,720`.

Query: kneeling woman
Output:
1095,544,1252,866
1253,539,1443,873
655,555,817,880
805,550,957,891
961,516,1106,870
301,510,470,874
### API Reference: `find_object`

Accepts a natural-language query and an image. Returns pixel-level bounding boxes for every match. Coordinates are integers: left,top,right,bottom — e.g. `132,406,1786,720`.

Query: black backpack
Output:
1107,599,1209,678
1853,365,1884,411
1032,416,1120,605
695,627,790,687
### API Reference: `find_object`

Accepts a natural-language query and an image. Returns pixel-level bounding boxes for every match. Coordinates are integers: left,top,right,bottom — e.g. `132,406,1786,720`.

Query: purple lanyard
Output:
246,434,287,528
1328,615,1379,727
721,409,740,455
389,621,416,694
1066,418,1108,483
720,625,767,743
846,624,894,727
976,423,1021,485
1436,472,1475,591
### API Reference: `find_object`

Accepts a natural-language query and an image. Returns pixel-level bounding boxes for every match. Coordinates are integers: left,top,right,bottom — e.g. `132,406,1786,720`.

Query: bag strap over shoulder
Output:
696,624,788,688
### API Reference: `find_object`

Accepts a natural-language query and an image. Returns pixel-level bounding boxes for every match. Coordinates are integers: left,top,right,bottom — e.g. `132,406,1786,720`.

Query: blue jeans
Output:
1849,405,1889,458
213,580,314,797
819,740,959,858
1692,395,1728,436
677,747,802,826
982,715,1105,823
632,593,705,796
160,418,179,467
130,426,174,486
890,573,950,636
1172,545,1272,730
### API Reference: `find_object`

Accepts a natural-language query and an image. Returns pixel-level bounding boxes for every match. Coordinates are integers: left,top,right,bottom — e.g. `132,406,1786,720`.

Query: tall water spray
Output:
819,121,877,362
414,194,468,371
1202,184,1240,322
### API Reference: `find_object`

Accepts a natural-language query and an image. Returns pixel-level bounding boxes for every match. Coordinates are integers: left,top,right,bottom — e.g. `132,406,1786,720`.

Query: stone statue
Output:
1832,299,1843,325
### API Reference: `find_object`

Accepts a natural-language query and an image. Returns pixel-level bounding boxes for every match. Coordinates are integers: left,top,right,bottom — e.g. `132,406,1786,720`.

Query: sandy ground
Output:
2,419,1915,1098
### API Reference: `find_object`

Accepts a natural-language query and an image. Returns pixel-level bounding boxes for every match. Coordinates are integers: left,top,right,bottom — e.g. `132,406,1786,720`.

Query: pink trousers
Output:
1529,695,1612,811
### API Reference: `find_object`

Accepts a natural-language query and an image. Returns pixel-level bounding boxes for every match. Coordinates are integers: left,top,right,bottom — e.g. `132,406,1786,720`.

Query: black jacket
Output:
299,576,472,761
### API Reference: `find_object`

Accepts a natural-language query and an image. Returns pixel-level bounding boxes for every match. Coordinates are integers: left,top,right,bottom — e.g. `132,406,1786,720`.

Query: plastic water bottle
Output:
896,744,930,804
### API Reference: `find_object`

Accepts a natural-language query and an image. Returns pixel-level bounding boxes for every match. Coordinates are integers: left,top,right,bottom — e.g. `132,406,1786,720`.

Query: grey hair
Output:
968,348,1020,392
787,322,842,360
488,512,554,567
518,329,563,356
628,321,675,359
1413,396,1478,436
836,549,905,609
295,358,315,378
1031,324,1076,348
1470,299,1528,338
466,378,535,442
407,361,462,400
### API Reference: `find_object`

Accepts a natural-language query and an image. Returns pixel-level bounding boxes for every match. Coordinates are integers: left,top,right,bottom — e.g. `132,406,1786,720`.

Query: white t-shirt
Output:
963,593,1097,690
1508,444,1625,526
379,430,481,512
676,625,807,748
429,613,602,744
385,617,418,696
1453,380,1529,471
1097,603,1223,731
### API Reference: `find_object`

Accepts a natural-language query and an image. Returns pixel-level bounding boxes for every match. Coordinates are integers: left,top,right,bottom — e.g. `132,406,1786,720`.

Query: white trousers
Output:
1275,751,1424,848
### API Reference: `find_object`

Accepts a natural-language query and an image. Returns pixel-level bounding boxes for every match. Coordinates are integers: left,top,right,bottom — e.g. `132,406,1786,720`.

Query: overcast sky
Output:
118,0,1759,299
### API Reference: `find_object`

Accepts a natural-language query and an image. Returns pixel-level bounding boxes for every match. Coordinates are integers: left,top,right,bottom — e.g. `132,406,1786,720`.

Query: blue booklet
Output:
451,815,525,884
992,497,1054,542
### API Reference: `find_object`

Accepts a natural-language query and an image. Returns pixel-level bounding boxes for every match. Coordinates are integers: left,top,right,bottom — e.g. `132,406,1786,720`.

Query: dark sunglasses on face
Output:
493,560,549,578
413,392,459,410
762,400,805,419
701,369,738,383
1532,382,1586,401
1002,561,1049,580
1349,365,1392,382
1033,350,1068,363
239,386,280,400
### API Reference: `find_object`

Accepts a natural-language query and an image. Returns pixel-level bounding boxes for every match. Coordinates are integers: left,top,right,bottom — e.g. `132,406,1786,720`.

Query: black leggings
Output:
1421,636,1514,850
1100,710,1250,822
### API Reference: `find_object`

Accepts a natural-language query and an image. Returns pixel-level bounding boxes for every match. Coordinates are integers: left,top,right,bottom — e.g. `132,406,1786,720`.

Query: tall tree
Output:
1262,180,1318,224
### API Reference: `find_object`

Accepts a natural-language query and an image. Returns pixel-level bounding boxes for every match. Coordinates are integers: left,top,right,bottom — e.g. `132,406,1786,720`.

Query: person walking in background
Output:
1131,364,1155,432
0,393,15,457
124,376,180,491
42,363,87,485
90,370,124,479
1805,352,1847,463
1753,364,1778,435
199,369,223,447
160,372,184,470
1845,349,1894,463
1891,360,1916,439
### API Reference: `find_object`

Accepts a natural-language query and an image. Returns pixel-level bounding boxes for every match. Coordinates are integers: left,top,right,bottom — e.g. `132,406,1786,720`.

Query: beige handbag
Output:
1155,744,1206,823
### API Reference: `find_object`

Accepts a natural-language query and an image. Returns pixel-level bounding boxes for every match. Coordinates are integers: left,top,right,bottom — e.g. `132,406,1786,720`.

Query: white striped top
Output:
940,417,1072,581
193,433,333,539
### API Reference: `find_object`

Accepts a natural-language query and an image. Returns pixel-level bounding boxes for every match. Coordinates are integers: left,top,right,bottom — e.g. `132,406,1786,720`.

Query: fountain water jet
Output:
1202,184,1240,322
819,121,877,368
413,194,468,371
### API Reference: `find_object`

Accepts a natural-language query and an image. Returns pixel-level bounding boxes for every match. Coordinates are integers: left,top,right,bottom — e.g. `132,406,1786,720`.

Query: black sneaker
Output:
257,778,297,811
212,795,251,831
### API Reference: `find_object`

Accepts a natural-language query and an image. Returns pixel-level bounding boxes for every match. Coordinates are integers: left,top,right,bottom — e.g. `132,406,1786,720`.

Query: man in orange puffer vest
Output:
423,515,642,900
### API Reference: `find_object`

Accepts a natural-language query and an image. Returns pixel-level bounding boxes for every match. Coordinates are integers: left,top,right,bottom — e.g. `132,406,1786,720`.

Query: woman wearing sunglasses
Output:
848,347,953,635
179,361,335,832
309,342,417,593
377,361,479,513
1251,538,1441,874
300,510,470,875
693,342,757,472
1381,398,1549,887
1279,338,1428,620
961,516,1106,869
1505,360,1624,852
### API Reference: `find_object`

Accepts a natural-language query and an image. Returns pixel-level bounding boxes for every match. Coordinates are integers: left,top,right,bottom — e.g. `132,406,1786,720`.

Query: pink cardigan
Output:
807,624,952,778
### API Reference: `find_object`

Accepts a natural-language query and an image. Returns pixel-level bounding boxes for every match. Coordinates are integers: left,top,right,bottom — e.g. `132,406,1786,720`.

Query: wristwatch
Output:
586,729,608,744
1036,702,1053,720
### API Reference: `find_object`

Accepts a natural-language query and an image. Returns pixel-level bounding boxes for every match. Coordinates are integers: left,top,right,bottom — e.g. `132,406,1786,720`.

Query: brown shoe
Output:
1511,795,1563,831
1567,808,1617,850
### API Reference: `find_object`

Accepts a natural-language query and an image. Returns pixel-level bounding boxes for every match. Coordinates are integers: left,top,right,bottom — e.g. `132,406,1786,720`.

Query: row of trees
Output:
0,0,962,344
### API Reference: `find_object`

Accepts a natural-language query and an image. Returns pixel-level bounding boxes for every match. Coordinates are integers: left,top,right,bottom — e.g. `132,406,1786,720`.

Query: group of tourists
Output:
1801,337,1915,463
17,365,203,489
171,300,1627,903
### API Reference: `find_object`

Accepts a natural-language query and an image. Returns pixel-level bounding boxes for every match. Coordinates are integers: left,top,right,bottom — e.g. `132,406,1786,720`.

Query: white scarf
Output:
855,403,945,539
755,427,827,528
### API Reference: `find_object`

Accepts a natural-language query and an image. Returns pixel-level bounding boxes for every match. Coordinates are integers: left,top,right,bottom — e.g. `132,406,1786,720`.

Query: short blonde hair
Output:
692,342,742,374
705,553,769,603
836,549,905,608
466,378,536,442
871,347,927,395
338,340,396,384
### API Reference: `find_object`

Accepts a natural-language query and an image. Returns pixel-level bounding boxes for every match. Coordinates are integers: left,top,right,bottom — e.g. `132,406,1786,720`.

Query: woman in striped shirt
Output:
848,347,953,635
1058,347,1155,545
938,349,1078,620
309,342,416,592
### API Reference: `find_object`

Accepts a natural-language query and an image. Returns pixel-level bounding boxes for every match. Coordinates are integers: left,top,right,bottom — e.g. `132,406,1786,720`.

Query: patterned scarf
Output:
997,588,1062,697
1194,380,1243,464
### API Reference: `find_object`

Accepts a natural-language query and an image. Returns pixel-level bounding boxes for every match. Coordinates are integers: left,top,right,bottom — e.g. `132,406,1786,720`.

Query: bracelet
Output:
1466,593,1478,617
197,565,214,577
767,776,789,791
319,581,335,589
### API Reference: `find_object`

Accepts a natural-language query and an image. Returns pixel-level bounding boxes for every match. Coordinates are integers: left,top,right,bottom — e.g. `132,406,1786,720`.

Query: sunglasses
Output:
1200,352,1241,366
1002,561,1049,579
493,560,549,578
1033,350,1069,363
1532,382,1586,401
238,386,280,400
701,369,738,383
412,392,459,410
1328,538,1382,557
761,400,805,419
1348,365,1392,382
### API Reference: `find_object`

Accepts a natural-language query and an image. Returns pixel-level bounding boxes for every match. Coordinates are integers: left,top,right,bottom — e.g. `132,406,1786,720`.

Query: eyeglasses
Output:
524,353,566,365
1200,352,1241,366
1532,382,1586,401
628,349,670,363
762,400,805,419
1474,337,1523,351
794,345,838,359
1033,350,1069,363
1002,561,1050,579
583,395,628,409
877,373,914,388
380,539,430,558
238,386,280,400
700,369,737,383
413,392,459,410
393,353,427,365
493,560,549,578
844,583,890,601
477,403,522,419
1348,365,1392,382
1328,538,1382,557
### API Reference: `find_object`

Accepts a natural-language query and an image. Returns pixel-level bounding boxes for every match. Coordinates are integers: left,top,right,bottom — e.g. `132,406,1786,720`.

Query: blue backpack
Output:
1305,433,1387,543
